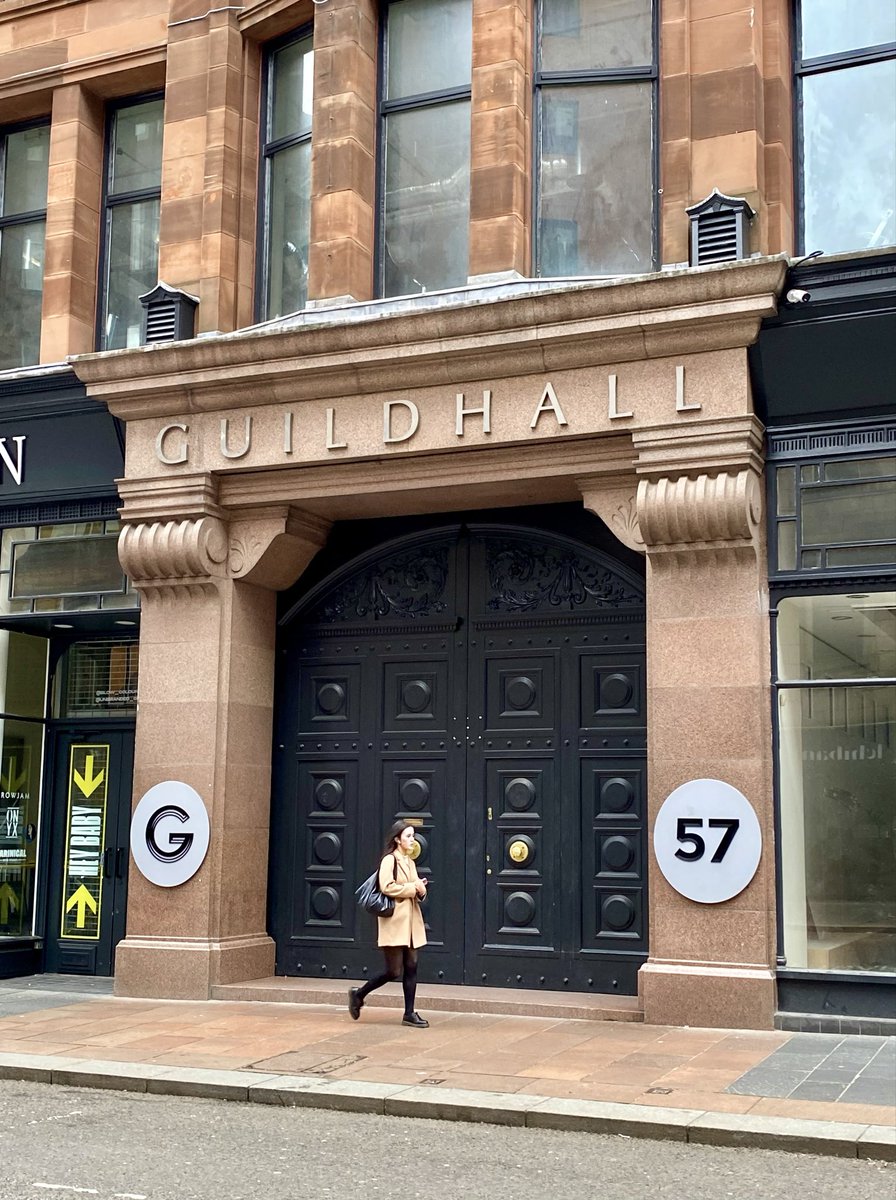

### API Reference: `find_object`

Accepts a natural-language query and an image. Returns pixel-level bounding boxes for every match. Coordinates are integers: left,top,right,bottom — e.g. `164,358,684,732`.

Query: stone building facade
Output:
0,0,893,1030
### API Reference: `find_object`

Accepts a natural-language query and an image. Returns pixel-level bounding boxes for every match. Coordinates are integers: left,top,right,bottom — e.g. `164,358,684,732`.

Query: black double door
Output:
272,524,647,993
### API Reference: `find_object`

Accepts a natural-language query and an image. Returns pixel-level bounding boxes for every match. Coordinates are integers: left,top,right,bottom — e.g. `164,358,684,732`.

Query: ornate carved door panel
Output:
271,523,647,993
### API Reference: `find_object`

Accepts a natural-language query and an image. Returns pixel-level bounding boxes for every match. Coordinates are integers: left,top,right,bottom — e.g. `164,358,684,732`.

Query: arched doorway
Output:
270,518,647,993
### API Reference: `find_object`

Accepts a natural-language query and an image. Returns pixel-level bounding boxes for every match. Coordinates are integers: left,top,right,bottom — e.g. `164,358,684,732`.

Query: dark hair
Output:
383,820,414,854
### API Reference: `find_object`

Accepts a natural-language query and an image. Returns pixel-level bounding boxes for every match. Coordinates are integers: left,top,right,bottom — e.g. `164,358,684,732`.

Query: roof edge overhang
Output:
71,257,788,421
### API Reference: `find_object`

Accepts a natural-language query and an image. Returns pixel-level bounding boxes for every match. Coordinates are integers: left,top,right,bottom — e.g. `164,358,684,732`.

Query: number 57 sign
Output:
654,779,762,904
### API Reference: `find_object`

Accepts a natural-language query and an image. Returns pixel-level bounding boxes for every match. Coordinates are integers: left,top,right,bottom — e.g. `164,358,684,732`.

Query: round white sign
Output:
130,781,210,888
653,779,761,904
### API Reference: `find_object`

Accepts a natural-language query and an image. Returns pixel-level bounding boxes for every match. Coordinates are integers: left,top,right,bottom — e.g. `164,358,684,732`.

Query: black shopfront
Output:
751,250,896,1031
0,367,138,979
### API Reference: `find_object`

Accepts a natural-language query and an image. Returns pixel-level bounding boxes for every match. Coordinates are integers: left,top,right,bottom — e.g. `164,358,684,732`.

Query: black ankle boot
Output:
402,1011,429,1028
348,987,363,1020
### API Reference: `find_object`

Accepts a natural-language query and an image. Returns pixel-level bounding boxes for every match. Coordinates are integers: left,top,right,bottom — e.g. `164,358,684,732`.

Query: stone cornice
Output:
72,258,788,421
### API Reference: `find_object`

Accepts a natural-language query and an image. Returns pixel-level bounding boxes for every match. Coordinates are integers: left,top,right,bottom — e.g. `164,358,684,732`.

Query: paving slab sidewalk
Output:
0,976,892,1161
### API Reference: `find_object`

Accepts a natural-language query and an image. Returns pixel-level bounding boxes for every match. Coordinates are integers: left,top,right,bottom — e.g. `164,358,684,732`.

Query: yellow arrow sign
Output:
0,757,27,793
65,884,99,929
0,882,18,923
73,755,106,798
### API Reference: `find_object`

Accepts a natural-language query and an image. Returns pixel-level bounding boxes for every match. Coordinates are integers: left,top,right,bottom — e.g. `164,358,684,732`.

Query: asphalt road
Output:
0,1081,892,1200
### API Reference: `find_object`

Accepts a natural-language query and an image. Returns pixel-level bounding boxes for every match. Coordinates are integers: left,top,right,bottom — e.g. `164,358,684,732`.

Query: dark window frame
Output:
532,0,660,278
766,417,896,582
96,92,164,352
374,0,473,298
793,3,896,255
255,23,314,323
0,117,51,370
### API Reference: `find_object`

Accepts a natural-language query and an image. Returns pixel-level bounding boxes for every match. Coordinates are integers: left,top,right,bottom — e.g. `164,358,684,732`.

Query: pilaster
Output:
632,416,777,1029
114,477,330,998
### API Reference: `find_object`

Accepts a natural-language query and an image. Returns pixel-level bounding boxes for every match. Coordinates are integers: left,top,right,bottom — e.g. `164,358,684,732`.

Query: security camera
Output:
786,288,811,304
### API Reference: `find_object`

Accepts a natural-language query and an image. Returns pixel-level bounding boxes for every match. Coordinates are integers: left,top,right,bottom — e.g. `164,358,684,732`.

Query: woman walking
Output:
348,821,429,1027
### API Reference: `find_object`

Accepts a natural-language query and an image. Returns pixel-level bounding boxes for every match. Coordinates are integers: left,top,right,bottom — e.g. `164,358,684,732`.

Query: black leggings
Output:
356,946,418,1016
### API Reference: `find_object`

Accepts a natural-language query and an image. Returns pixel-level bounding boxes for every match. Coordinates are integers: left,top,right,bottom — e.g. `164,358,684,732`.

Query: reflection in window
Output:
0,634,48,940
260,32,314,320
535,0,655,277
0,522,137,617
100,98,163,350
380,0,472,297
777,594,896,973
0,123,50,370
797,4,896,254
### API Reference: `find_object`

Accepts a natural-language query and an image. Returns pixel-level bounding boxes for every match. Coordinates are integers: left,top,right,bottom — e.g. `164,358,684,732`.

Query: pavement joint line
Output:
0,1051,893,1160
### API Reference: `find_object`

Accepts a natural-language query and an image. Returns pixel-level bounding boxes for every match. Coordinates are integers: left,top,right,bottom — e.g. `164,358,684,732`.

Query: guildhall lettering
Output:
153,364,701,467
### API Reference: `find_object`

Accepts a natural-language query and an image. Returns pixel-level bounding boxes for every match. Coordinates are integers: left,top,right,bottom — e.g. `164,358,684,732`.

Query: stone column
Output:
633,417,777,1029
307,0,378,304
659,0,793,263
114,483,329,998
468,0,530,282
40,84,104,361
159,3,246,334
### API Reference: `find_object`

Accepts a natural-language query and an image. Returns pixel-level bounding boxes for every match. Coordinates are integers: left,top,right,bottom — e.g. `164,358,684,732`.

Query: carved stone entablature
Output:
636,469,762,555
118,517,229,597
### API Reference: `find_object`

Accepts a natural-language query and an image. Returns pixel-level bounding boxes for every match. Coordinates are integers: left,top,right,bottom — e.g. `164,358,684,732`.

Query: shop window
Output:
259,30,314,320
99,97,163,350
796,2,896,255
0,632,48,939
379,0,472,297
776,593,895,973
0,121,50,371
52,639,139,719
769,428,896,577
0,521,137,617
535,0,656,277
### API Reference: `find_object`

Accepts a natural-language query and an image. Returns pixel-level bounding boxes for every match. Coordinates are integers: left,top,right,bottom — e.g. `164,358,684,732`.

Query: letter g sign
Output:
131,782,210,887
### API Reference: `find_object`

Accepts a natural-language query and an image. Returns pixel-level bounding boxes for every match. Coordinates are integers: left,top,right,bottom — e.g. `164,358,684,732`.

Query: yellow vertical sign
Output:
60,744,109,941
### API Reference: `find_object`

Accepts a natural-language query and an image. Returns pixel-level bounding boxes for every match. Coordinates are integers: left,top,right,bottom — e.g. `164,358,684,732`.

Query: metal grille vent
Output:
144,300,177,343
686,189,754,267
139,283,198,346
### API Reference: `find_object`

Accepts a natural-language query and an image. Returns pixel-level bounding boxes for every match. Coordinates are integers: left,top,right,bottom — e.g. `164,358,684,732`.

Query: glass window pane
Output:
540,0,653,72
0,529,34,572
538,83,653,275
0,220,45,370
56,640,139,718
0,717,45,938
2,126,50,216
387,0,472,99
802,479,896,545
828,543,896,567
102,198,160,349
777,593,896,681
801,463,820,482
270,36,314,143
265,141,311,318
824,456,896,480
803,59,896,254
0,632,48,719
778,683,895,972
801,549,823,567
777,521,797,571
12,537,126,600
800,0,896,59
777,466,797,516
383,102,470,296
109,100,163,195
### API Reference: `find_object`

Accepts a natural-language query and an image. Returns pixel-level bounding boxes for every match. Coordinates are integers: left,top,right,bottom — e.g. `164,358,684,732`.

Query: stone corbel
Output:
228,507,331,590
636,469,762,556
118,517,229,597
579,479,644,554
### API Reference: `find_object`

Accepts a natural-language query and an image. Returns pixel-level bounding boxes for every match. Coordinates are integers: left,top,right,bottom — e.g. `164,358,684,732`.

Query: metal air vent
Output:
139,283,199,345
686,189,755,266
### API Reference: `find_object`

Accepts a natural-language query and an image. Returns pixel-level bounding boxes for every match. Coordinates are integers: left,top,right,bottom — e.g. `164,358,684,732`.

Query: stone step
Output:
211,977,643,1022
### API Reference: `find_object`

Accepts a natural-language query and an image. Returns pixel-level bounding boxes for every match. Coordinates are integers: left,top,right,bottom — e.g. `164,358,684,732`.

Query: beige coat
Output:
377,851,427,948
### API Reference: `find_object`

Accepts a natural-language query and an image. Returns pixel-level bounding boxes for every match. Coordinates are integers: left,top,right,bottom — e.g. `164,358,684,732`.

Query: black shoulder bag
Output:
355,854,397,917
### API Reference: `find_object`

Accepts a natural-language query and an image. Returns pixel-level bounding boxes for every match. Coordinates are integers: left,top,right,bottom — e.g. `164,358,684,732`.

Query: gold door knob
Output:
508,839,529,864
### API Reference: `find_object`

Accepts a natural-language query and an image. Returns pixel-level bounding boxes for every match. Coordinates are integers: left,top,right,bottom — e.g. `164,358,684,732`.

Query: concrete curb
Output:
0,1053,892,1162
